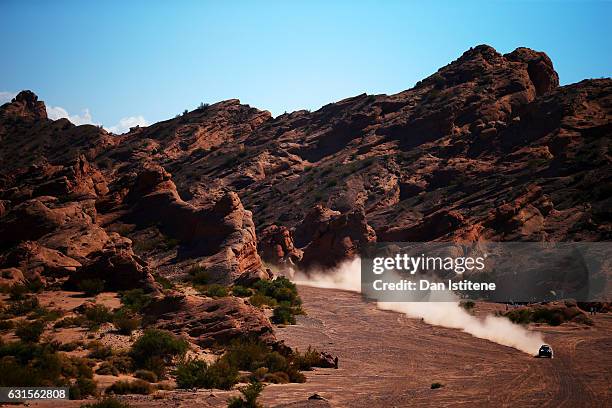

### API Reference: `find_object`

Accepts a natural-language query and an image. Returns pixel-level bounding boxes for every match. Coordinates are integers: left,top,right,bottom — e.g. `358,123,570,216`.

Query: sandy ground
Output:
27,285,612,407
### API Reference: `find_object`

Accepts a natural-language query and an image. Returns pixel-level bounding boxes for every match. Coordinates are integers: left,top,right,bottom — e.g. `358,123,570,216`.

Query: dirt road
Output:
264,285,612,408
30,286,611,408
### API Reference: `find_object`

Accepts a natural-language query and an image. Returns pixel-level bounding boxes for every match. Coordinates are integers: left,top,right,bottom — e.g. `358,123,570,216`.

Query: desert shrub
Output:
6,296,40,316
81,397,132,408
203,284,229,298
188,265,210,285
263,351,288,373
31,306,64,321
8,284,29,300
176,357,238,390
70,376,98,399
152,273,175,290
459,300,475,311
0,340,94,389
133,369,158,383
227,381,265,408
78,279,106,296
504,304,591,326
15,319,45,342
272,303,296,325
87,341,113,360
252,277,301,307
118,289,152,313
54,315,87,328
222,339,271,371
249,293,277,308
263,371,289,384
205,358,239,390
431,382,443,389
113,312,140,335
293,346,324,371
59,341,81,352
96,355,133,376
85,305,114,326
129,329,188,376
175,358,207,388
232,285,251,297
106,379,153,395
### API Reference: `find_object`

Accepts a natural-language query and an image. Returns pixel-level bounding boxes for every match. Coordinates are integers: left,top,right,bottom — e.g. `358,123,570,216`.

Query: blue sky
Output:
1,0,610,132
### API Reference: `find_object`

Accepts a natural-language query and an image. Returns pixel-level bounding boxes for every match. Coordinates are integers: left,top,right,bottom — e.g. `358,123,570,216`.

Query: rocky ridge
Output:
0,45,610,344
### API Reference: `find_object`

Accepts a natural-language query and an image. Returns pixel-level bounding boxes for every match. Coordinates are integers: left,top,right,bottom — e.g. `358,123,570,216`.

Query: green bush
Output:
227,381,265,408
152,273,175,290
176,357,238,390
232,285,251,297
133,369,158,383
15,320,45,343
8,284,29,300
81,397,132,408
203,284,229,298
95,355,133,376
6,296,40,316
87,341,113,360
85,305,114,327
262,371,289,384
293,346,325,370
175,358,207,389
70,376,98,399
78,279,106,296
459,300,475,310
222,339,271,371
118,289,152,313
249,293,277,308
113,312,140,335
0,340,95,389
106,379,153,395
129,329,189,376
272,303,296,325
188,265,210,285
431,382,443,389
58,341,81,352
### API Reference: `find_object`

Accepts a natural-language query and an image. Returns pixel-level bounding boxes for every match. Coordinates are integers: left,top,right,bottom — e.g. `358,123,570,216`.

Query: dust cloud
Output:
292,257,544,355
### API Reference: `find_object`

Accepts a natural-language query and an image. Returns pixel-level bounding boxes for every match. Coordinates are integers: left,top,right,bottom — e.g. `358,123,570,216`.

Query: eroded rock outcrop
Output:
259,224,303,265
142,292,275,347
300,206,376,270
125,165,268,283
66,235,159,293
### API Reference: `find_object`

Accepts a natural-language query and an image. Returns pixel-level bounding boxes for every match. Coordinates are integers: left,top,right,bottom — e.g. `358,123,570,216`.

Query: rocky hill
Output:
0,44,610,313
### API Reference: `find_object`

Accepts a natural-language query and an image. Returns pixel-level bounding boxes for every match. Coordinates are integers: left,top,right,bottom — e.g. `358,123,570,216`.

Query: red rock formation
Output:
142,292,275,347
259,224,303,265
0,241,81,283
66,235,159,293
125,165,268,284
300,207,377,270
0,90,47,121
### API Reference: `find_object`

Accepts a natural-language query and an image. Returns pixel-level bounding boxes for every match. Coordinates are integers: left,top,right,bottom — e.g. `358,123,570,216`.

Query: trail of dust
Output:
293,257,544,354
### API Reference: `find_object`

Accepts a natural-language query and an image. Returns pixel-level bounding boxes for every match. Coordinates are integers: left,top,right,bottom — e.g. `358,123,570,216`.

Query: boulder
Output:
0,267,25,287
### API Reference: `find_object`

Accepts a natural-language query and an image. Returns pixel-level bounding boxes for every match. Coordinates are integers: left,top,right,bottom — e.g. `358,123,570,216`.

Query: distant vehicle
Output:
538,344,553,358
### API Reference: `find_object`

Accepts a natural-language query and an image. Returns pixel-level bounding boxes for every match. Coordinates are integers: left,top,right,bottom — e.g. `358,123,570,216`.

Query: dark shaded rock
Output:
300,207,376,270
